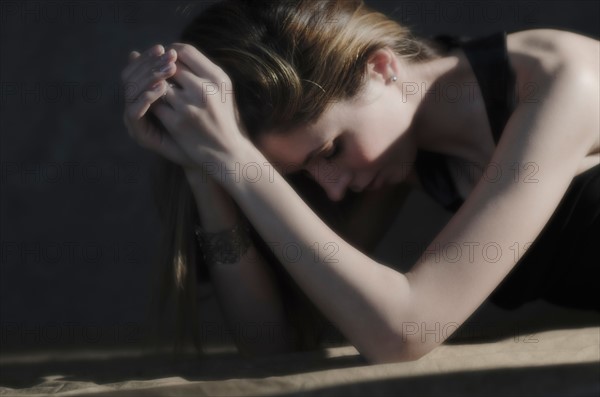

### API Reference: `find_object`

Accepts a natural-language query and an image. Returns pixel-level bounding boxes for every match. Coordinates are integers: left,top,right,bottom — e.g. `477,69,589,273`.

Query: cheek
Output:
344,104,411,166
345,137,386,167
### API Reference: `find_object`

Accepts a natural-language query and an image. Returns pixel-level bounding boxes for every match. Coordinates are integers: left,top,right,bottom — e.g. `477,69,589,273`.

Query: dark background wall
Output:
1,0,598,353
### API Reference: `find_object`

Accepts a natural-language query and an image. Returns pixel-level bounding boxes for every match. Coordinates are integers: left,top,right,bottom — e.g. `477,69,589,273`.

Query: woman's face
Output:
257,51,420,202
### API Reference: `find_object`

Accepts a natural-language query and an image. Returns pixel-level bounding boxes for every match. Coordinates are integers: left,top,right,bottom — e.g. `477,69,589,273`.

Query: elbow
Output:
361,274,428,364
367,344,426,365
359,329,429,365
359,315,439,364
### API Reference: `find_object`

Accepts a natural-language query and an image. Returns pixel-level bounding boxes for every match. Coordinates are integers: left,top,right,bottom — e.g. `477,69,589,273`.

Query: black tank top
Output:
414,31,517,212
418,31,600,311
279,31,599,314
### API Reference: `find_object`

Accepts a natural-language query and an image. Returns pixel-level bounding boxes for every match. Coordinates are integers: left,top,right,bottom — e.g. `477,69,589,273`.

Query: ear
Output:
366,47,399,84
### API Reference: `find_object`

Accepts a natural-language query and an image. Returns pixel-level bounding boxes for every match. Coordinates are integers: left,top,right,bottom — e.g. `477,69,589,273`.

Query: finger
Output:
150,133,185,165
166,65,231,114
133,115,184,164
125,80,170,122
166,43,224,81
124,63,176,105
147,50,177,85
121,51,143,100
150,98,175,133
128,50,141,62
166,60,197,90
123,51,167,93
124,51,178,104
124,97,174,155
163,61,218,110
160,80,186,110
120,44,164,85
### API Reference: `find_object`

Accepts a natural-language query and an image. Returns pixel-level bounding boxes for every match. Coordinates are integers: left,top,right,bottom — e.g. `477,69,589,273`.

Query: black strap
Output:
433,32,517,144
415,31,517,212
414,150,464,212
460,31,517,144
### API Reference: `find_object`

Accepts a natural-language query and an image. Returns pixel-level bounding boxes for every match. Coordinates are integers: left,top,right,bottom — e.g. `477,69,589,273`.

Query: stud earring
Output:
390,75,398,83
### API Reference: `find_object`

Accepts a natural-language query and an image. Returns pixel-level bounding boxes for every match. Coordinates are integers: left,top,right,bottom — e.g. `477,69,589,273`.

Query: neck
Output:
401,49,489,164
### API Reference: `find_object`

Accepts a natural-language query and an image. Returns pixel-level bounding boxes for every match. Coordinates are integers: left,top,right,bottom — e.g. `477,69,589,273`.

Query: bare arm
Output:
202,152,414,364
201,62,597,364
151,40,596,364
184,169,295,356
404,64,599,358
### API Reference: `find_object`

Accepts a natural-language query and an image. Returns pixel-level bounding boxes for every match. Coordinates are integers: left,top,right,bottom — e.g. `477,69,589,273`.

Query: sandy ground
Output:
1,300,598,397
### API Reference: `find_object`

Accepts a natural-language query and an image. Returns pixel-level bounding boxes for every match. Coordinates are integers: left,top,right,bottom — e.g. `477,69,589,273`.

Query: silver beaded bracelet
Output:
194,219,252,266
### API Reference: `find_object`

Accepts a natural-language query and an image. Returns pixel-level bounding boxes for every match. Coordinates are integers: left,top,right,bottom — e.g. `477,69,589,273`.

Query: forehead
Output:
257,123,324,174
257,103,347,174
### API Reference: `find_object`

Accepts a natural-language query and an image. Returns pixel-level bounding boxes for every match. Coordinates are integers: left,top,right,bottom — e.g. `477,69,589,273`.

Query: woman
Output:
120,0,599,363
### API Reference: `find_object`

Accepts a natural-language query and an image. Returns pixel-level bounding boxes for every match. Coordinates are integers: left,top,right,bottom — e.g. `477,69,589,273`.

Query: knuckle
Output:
148,44,164,57
166,42,185,51
219,72,231,84
210,66,228,84
176,45,191,60
151,67,167,77
176,104,198,127
182,104,196,117
141,91,156,103
171,110,188,129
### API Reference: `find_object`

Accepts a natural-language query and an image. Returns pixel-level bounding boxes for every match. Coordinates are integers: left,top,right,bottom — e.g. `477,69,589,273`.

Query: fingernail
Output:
150,44,164,57
159,63,173,73
160,49,174,61
151,81,163,90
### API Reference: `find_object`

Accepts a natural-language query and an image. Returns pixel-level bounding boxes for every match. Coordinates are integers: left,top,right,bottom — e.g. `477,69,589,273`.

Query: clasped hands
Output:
120,43,252,172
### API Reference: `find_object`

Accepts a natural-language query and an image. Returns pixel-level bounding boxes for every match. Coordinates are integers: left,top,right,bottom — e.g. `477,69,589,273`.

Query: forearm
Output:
184,169,295,356
185,169,240,230
206,147,415,363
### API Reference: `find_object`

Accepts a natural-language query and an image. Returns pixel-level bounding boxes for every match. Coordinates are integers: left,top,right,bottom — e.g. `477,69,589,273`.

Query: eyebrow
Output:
301,144,326,167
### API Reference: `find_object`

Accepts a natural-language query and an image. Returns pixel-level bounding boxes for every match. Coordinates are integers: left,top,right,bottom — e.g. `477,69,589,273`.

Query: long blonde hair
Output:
147,0,446,356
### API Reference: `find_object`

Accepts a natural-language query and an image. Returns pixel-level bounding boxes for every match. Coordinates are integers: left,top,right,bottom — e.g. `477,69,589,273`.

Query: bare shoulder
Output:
506,29,599,82
506,29,600,159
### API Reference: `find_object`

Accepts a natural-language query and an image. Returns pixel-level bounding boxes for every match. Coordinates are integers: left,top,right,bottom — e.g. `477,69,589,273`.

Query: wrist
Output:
187,140,259,182
184,167,241,229
202,143,268,189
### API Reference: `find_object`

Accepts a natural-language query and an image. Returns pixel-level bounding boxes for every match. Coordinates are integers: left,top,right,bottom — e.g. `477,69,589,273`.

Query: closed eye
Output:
323,138,342,161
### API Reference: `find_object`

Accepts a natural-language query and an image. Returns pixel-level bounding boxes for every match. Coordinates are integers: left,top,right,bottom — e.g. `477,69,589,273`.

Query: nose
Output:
307,163,351,202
